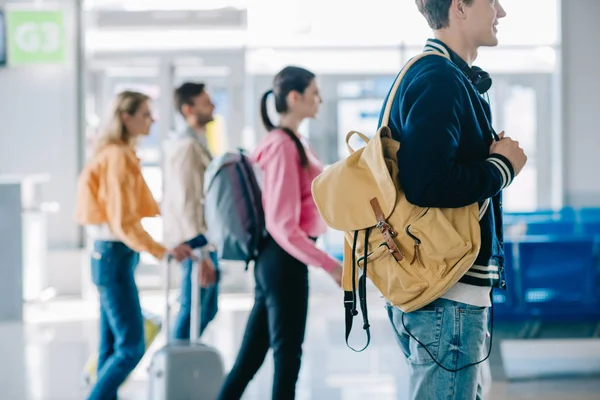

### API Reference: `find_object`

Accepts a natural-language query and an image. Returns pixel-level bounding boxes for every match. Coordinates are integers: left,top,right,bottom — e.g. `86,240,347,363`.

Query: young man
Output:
382,1,527,399
162,82,219,340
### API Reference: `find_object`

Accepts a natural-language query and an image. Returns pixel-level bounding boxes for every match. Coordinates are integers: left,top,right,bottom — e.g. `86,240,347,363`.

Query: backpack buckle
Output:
376,220,397,237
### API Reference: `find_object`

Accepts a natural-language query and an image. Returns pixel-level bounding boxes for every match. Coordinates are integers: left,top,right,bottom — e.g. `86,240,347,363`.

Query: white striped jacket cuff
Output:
487,154,515,189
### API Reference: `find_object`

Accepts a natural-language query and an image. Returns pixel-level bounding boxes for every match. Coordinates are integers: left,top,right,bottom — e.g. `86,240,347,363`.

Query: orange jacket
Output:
75,143,166,260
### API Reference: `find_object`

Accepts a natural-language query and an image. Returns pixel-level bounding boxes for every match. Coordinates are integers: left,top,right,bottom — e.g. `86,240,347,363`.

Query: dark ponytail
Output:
260,89,276,131
260,66,316,169
280,127,309,169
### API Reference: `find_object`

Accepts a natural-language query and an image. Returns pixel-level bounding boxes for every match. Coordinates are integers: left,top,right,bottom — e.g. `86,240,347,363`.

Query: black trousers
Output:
217,237,310,400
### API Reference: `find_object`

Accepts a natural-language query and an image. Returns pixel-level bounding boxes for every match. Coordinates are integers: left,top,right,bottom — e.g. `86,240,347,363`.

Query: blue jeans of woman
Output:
172,251,220,340
87,241,145,400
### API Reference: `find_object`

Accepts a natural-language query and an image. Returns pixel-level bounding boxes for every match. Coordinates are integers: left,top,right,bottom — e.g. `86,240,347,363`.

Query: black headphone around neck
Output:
450,54,493,95
462,64,492,95
425,40,493,95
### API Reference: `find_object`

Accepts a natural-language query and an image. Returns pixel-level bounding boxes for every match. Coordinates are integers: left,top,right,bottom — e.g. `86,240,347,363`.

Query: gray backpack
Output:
203,149,267,266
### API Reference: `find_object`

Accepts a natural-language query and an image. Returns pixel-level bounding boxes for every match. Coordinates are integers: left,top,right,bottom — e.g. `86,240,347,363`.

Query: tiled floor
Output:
1,268,599,400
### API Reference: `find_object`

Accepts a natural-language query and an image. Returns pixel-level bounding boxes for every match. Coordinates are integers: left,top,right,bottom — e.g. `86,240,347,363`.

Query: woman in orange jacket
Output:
76,91,193,400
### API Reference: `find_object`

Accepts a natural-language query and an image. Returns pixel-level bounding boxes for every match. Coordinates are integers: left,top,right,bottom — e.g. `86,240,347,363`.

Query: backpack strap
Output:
344,229,372,353
236,148,266,269
370,198,404,262
380,51,449,128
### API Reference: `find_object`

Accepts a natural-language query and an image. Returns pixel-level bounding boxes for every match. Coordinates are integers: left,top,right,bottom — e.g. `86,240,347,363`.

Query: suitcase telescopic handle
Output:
164,253,203,344
164,255,173,342
190,257,201,343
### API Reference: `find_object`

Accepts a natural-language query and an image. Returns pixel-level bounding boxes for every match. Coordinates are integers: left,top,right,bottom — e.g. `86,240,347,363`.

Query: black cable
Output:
400,292,495,372
484,92,500,142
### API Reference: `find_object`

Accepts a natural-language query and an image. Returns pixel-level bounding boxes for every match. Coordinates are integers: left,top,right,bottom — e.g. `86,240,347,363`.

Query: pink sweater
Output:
251,129,338,272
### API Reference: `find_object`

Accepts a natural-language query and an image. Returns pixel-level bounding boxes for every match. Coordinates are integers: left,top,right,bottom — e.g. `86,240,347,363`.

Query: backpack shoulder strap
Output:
380,51,449,128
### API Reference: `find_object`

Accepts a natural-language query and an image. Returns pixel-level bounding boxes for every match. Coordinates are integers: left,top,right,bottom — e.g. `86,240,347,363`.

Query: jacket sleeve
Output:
396,70,515,208
104,151,167,260
262,141,338,273
167,143,208,243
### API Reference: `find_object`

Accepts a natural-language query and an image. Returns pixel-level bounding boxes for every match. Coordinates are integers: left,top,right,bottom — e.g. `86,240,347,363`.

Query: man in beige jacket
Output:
162,82,219,340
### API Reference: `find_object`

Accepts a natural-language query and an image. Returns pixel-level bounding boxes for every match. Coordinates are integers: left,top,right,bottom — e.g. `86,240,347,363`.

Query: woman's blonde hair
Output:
94,91,150,153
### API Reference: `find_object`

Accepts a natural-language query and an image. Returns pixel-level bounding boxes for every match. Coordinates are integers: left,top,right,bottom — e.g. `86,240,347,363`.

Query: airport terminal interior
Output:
1,0,600,399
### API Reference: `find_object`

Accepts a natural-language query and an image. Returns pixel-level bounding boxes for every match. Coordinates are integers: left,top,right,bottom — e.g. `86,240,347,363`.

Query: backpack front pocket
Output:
359,243,428,306
406,208,473,278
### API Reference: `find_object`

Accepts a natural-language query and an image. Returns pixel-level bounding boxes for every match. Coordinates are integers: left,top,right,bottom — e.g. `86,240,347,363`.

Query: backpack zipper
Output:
405,225,421,245
405,208,429,266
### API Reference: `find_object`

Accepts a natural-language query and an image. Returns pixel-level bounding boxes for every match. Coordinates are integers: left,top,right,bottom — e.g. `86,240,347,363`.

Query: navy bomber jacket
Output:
379,39,514,290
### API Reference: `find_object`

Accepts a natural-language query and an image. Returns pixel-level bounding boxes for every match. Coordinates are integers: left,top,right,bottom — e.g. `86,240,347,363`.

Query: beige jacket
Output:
162,128,213,248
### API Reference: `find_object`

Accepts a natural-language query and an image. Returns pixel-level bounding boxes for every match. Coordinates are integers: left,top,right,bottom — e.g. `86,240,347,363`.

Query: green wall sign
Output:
6,9,66,65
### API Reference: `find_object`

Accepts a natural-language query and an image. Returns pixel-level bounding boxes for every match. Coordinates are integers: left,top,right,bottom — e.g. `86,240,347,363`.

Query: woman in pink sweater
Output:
217,66,343,400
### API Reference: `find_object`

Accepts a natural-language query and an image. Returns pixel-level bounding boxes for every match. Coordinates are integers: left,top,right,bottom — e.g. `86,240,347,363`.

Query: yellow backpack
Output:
311,52,484,351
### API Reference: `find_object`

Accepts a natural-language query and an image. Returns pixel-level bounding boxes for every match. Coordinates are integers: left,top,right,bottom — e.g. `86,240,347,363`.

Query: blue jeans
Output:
172,252,220,340
88,241,145,400
386,298,489,400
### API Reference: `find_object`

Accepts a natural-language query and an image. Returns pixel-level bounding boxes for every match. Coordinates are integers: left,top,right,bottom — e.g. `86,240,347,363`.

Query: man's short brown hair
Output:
174,82,206,116
416,0,474,30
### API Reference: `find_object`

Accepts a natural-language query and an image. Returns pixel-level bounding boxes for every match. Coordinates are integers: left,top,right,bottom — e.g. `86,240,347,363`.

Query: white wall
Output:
0,0,83,296
0,0,82,248
562,0,600,207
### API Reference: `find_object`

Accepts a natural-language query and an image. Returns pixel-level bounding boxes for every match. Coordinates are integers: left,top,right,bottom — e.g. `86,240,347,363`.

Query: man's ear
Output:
452,0,468,20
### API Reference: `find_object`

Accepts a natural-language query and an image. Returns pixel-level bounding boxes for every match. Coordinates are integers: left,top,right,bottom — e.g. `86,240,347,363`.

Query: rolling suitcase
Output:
147,256,225,400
